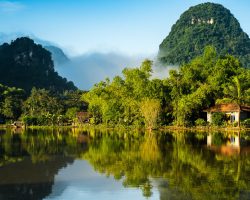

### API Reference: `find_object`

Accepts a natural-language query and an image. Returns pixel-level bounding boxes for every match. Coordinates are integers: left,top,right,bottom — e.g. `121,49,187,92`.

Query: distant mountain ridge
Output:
0,32,70,66
0,37,76,92
44,45,69,66
158,2,250,68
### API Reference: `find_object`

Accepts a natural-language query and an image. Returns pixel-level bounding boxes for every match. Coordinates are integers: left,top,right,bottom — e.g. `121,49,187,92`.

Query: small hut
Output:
76,112,90,124
12,121,24,128
204,103,250,123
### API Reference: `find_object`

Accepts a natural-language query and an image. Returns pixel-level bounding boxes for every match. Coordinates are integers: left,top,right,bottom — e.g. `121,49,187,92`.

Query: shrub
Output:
211,112,225,126
22,116,37,126
242,119,250,127
195,118,207,126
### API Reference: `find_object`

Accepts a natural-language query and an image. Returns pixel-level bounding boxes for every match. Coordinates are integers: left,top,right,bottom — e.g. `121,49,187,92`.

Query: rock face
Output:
158,2,250,68
0,37,76,92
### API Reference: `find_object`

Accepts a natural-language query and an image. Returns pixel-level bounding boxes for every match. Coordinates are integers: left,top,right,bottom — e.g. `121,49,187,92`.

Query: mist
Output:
152,57,179,79
56,52,147,90
55,52,180,90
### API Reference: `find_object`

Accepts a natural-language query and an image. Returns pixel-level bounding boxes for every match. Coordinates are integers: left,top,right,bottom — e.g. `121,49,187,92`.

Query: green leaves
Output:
83,60,167,126
0,84,24,121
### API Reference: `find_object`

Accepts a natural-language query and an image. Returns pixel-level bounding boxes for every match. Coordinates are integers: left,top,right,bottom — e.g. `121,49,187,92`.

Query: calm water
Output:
0,128,250,200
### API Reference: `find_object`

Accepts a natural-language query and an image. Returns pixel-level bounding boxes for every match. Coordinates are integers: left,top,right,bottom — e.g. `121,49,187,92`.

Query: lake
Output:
0,128,250,200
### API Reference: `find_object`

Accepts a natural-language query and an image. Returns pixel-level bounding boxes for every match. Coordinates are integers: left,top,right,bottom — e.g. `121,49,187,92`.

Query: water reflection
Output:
0,129,250,199
207,132,250,157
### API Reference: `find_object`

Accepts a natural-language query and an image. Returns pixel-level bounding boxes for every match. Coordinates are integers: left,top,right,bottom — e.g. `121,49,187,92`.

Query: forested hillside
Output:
158,3,250,68
0,37,76,93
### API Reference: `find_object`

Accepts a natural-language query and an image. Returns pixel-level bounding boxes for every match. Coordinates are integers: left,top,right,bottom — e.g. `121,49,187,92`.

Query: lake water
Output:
0,128,250,200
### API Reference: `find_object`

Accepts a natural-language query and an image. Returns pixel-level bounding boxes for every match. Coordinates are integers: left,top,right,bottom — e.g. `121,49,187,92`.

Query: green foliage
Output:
167,46,249,126
83,60,170,127
158,3,250,68
23,88,63,116
211,112,225,126
22,115,37,126
195,118,206,126
241,119,250,127
65,107,79,120
83,47,249,127
21,88,85,126
0,84,25,121
140,99,161,129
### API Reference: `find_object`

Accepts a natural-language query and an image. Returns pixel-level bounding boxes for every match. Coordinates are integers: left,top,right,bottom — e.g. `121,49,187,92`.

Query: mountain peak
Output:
0,37,76,92
158,2,250,68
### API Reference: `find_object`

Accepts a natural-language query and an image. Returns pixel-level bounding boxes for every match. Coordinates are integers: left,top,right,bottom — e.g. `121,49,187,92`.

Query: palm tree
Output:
216,76,250,127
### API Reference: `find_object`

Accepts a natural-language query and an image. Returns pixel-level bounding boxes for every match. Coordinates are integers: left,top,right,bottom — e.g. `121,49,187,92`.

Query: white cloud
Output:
0,1,25,13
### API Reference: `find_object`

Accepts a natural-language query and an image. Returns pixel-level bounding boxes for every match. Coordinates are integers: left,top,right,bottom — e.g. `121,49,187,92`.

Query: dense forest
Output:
0,46,249,127
158,3,250,68
0,3,250,127
83,46,250,127
0,37,82,125
0,84,85,125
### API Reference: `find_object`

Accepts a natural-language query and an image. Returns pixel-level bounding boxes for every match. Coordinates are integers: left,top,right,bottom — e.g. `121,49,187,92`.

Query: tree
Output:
140,99,161,130
83,60,168,126
22,88,63,125
0,85,24,121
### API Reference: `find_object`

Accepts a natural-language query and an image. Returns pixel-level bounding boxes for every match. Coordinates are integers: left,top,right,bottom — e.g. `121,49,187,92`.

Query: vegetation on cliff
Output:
158,3,250,68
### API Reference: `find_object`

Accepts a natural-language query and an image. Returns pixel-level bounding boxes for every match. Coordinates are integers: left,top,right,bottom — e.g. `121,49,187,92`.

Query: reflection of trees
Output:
0,128,88,200
1,128,250,199
0,128,87,165
84,131,164,197
140,131,161,162
84,130,250,199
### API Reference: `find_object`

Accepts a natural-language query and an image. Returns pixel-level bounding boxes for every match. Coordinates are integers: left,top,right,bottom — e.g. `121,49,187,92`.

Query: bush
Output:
195,118,207,126
212,112,225,126
22,116,38,126
242,119,250,127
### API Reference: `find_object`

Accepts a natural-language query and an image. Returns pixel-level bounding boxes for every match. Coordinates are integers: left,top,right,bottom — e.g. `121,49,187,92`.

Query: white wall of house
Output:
233,112,240,122
207,111,240,123
207,134,212,146
207,112,212,123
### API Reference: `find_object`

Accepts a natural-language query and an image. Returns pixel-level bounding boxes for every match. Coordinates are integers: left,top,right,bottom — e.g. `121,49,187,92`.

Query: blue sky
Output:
0,0,250,56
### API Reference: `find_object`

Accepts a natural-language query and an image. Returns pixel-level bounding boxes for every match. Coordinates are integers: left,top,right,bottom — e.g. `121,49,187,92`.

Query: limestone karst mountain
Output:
158,2,250,68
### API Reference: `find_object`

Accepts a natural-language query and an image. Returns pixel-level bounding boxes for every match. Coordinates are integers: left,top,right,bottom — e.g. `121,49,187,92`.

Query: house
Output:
11,121,24,128
76,112,90,124
204,103,250,123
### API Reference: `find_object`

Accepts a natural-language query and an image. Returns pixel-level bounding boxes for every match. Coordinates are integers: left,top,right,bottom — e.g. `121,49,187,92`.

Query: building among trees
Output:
204,103,250,124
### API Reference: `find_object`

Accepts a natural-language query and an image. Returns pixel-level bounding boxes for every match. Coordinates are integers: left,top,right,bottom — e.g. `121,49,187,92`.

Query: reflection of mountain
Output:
1,129,250,199
0,129,89,200
0,156,74,200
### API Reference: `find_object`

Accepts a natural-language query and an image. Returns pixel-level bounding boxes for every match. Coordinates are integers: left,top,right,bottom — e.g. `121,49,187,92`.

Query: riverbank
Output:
0,124,249,132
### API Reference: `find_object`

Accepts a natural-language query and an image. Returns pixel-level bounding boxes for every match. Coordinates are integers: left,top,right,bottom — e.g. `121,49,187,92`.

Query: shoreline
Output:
0,124,249,132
